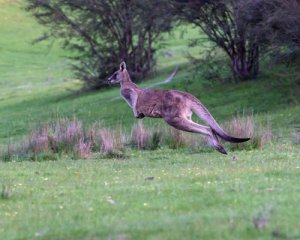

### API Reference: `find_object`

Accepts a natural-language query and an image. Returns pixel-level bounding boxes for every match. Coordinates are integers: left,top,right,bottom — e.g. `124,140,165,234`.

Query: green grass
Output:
0,0,300,239
1,147,300,239
0,0,73,89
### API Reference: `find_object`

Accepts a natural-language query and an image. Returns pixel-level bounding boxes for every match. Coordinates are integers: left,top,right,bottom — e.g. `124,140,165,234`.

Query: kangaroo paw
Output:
135,112,145,119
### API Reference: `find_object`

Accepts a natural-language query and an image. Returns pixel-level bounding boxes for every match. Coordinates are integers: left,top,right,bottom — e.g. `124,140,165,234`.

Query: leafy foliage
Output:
241,0,300,50
171,0,260,81
242,0,300,68
171,0,300,81
26,0,174,89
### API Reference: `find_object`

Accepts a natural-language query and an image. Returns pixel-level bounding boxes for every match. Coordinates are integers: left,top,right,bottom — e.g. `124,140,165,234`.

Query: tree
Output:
237,0,300,70
171,0,261,81
242,0,300,52
26,0,173,89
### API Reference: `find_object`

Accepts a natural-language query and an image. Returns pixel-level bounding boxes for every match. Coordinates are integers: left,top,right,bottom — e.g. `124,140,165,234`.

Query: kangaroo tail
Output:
192,102,250,143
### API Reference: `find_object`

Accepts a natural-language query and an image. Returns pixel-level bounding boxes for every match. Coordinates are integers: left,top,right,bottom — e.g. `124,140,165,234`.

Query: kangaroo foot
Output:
214,145,227,155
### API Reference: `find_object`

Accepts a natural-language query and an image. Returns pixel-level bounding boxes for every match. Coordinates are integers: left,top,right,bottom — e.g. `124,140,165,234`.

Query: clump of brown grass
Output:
225,115,273,151
23,119,89,160
0,119,90,161
163,126,208,151
1,114,274,162
148,128,164,150
165,127,191,149
189,134,210,152
129,121,208,151
98,128,125,158
130,121,166,150
74,138,92,159
23,128,50,155
130,121,152,149
0,119,129,161
87,122,102,151
49,119,84,153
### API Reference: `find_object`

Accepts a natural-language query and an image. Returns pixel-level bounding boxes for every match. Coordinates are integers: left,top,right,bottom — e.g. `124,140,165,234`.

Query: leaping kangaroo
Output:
108,62,250,154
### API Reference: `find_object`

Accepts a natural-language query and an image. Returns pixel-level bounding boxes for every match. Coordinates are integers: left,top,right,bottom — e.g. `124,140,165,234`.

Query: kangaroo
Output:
108,62,250,154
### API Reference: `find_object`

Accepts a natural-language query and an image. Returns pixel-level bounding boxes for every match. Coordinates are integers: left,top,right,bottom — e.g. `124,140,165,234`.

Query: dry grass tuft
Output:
74,138,92,159
163,126,209,151
0,119,128,161
98,128,125,158
130,121,152,149
0,114,276,161
165,127,191,149
49,119,84,153
23,128,50,155
148,128,164,150
225,115,273,150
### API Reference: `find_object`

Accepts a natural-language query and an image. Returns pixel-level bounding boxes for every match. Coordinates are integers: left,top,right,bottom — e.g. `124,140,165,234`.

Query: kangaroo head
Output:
107,61,127,84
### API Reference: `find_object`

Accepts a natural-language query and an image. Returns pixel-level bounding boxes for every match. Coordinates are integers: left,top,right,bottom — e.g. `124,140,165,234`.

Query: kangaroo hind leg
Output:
164,116,227,154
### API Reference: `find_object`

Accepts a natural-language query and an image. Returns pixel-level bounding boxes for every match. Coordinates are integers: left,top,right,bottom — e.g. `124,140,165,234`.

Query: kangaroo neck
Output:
120,71,140,90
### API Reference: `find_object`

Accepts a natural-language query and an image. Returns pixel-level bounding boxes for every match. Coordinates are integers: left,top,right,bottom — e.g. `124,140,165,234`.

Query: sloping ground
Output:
0,1,299,144
0,65,298,143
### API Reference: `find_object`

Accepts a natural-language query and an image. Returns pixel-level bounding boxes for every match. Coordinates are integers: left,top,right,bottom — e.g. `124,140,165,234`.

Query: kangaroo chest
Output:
120,88,131,101
120,88,136,107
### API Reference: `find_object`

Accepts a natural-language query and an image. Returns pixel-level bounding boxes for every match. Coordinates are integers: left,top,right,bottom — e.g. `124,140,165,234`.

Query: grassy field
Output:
0,0,300,239
1,147,300,240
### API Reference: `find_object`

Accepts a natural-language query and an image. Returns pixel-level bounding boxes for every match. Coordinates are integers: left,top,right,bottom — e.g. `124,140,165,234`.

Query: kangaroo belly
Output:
136,89,192,119
136,102,162,118
136,91,163,118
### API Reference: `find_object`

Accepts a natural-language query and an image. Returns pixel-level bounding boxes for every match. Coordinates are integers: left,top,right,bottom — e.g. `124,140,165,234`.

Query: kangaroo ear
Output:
120,61,126,71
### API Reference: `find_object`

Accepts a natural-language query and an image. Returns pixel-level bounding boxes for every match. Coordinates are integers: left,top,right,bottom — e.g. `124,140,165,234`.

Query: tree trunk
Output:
231,45,259,81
